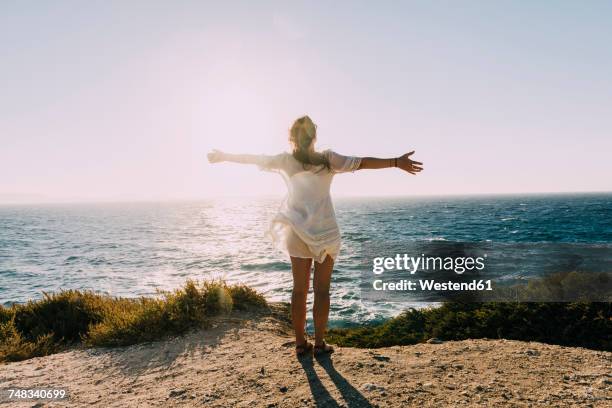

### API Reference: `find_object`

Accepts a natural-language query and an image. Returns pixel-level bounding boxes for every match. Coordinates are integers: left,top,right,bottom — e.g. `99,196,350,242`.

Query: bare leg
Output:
290,256,312,346
313,255,334,346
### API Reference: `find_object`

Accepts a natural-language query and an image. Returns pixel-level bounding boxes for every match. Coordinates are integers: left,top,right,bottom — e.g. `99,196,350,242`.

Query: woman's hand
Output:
397,151,423,175
207,149,226,163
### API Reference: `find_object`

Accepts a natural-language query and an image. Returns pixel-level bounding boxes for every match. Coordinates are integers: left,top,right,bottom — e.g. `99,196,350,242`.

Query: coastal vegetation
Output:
329,271,611,351
327,301,611,351
1,275,610,363
0,280,266,362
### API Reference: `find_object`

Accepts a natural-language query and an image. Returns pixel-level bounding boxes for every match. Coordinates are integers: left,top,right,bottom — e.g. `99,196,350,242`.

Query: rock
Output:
279,386,288,393
453,364,464,370
169,389,186,398
473,384,485,392
423,382,434,389
202,395,214,403
372,355,390,362
362,383,385,392
427,338,444,344
260,367,265,375
525,349,540,356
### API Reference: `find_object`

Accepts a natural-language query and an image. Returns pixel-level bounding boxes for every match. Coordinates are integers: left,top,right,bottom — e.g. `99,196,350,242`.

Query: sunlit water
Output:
1,194,610,327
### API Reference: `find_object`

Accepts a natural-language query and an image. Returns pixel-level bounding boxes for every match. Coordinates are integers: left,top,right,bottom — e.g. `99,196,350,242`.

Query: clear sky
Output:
1,1,611,202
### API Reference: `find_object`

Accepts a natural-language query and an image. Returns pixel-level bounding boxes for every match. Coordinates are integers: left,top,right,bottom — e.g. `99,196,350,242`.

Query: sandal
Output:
314,342,334,355
296,342,313,356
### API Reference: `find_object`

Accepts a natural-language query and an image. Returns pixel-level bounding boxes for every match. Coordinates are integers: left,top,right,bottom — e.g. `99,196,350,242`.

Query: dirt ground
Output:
1,304,610,407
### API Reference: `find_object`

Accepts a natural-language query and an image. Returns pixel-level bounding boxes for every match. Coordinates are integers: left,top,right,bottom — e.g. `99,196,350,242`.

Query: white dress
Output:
255,149,361,263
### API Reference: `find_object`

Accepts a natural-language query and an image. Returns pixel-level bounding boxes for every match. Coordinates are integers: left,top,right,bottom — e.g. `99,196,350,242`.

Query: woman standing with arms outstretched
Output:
208,116,423,356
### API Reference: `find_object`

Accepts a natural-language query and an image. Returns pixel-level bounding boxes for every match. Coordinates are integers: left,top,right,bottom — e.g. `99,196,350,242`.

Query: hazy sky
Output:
1,1,611,202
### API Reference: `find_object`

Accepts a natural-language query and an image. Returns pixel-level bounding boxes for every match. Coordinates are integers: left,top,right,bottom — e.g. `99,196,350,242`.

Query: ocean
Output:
1,193,610,327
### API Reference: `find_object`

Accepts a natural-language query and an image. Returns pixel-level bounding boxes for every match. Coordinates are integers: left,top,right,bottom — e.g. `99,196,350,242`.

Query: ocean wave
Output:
241,261,289,271
1,194,610,325
346,236,370,243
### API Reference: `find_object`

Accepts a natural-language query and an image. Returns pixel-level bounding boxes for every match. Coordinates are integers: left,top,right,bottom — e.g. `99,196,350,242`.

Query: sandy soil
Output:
1,303,610,407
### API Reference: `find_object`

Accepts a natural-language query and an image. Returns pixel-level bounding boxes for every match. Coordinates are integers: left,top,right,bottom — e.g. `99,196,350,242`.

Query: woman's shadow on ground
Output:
298,353,373,408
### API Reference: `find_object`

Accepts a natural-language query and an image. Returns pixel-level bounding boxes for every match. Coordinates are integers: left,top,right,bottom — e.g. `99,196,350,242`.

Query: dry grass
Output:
0,280,267,362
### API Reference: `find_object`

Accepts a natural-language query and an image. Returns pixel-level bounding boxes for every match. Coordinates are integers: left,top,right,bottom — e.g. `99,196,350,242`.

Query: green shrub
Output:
86,280,240,347
329,272,611,350
0,321,57,362
0,307,13,325
12,290,106,343
328,302,611,351
0,280,268,362
227,283,267,310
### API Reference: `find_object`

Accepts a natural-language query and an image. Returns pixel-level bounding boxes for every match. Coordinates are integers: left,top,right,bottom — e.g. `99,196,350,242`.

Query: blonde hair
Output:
289,116,330,171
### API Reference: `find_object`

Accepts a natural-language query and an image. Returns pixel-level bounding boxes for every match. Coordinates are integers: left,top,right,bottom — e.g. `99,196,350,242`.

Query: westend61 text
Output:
373,279,493,291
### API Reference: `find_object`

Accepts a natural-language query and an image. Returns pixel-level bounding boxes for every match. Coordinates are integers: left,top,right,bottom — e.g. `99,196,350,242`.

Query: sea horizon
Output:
2,193,610,328
1,190,610,206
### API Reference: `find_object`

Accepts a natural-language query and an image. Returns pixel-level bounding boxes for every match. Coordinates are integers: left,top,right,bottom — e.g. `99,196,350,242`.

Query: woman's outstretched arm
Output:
358,151,423,175
208,150,262,165
207,149,284,170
